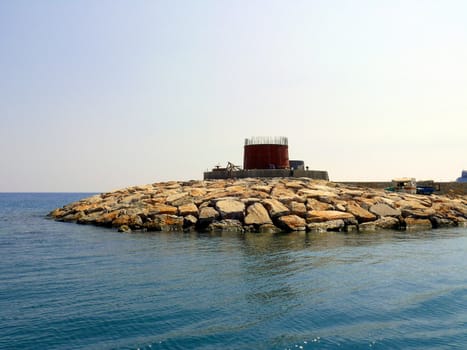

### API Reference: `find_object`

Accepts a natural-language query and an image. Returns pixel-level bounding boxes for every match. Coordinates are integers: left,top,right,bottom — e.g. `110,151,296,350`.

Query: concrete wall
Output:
437,182,467,195
203,169,329,181
203,172,467,195
293,169,329,181
340,181,467,195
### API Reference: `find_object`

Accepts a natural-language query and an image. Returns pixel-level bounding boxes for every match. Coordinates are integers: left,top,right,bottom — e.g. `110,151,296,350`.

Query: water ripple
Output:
2,194,467,349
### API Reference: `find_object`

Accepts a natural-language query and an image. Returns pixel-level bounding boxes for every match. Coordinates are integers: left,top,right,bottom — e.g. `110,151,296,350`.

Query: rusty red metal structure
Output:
243,136,289,170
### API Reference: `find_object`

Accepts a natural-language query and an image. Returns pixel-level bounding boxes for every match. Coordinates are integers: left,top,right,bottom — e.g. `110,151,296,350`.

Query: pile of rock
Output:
49,178,467,233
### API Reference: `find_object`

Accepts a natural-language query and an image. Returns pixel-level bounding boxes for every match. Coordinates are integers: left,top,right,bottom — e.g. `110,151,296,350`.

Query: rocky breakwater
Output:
49,178,467,233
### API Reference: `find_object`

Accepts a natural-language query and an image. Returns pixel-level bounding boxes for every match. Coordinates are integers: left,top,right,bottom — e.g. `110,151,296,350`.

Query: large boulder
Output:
297,189,338,199
401,207,436,218
306,198,333,211
396,199,430,210
183,214,198,229
148,204,178,215
307,210,355,223
276,215,306,231
244,203,273,225
369,203,401,217
289,201,307,216
404,217,433,230
178,203,199,217
359,217,400,232
271,186,296,197
307,219,345,232
346,202,376,223
198,207,220,225
262,198,290,218
215,199,245,220
112,214,143,228
143,214,184,231
166,192,192,206
375,217,401,230
207,219,244,232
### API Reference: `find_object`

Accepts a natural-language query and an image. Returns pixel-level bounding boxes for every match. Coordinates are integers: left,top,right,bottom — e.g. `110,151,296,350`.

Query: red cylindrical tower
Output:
243,136,289,169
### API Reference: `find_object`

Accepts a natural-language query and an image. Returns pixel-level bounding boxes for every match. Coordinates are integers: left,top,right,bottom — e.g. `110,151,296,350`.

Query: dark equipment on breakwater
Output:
416,180,440,195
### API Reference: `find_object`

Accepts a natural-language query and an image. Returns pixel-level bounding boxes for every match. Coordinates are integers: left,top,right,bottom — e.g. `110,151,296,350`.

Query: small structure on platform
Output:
385,178,439,195
457,170,467,183
204,136,329,180
393,178,417,194
387,178,417,194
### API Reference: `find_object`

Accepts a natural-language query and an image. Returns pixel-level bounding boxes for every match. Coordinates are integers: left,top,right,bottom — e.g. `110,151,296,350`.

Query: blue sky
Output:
1,0,466,192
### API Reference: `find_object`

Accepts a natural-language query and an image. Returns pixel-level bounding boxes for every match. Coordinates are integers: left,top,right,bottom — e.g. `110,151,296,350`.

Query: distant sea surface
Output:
2,193,467,350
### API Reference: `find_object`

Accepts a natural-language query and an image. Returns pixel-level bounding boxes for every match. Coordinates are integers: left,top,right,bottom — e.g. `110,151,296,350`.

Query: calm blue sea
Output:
1,193,467,349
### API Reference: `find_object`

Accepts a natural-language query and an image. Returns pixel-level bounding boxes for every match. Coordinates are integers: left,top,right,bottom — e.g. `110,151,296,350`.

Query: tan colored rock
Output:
289,201,307,216
118,194,144,205
262,198,290,218
374,217,401,230
433,201,467,216
277,215,306,231
369,203,401,217
49,208,66,218
396,199,429,210
225,185,246,194
307,210,355,223
215,200,245,220
112,214,143,228
94,210,120,226
307,219,345,232
346,202,376,223
251,185,272,193
172,195,194,207
148,204,178,215
306,198,333,211
178,203,199,217
144,214,183,231
285,181,306,190
164,182,182,190
183,215,198,229
202,190,232,202
118,225,132,233
360,217,400,232
335,203,346,212
207,219,244,232
401,207,436,218
198,207,220,223
189,188,207,197
404,217,432,230
271,186,296,198
358,197,378,208
244,203,272,225
297,189,338,198
358,222,377,232
166,192,189,205
340,189,364,197
245,190,271,200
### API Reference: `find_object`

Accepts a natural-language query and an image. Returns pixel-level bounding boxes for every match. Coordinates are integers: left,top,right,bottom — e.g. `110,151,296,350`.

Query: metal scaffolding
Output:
244,136,288,146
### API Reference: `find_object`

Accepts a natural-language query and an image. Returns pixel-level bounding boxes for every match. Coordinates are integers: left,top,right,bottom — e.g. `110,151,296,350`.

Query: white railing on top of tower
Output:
244,136,288,146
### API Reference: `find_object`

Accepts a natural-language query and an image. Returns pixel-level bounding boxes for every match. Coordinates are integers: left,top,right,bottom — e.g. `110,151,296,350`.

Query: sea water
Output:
1,193,467,349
